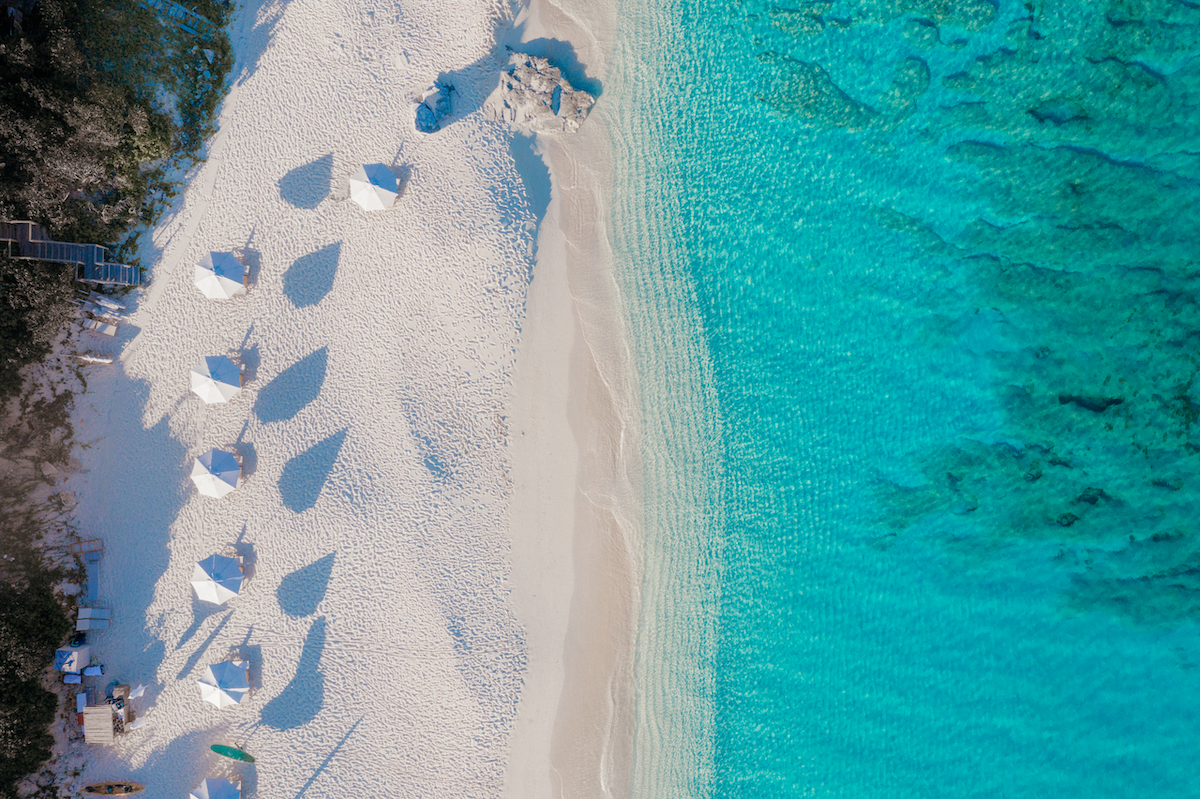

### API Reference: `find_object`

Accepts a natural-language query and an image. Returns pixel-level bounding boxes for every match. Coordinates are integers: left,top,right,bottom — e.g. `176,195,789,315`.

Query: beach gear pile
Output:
415,81,453,132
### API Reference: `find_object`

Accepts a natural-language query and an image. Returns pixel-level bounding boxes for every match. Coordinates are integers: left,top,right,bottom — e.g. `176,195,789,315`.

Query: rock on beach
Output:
496,53,595,135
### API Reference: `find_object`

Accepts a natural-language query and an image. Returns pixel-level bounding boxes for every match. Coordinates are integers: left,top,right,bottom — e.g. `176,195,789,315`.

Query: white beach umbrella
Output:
190,449,241,499
349,163,398,211
190,777,241,799
195,252,247,300
197,660,250,710
191,554,244,605
190,356,243,404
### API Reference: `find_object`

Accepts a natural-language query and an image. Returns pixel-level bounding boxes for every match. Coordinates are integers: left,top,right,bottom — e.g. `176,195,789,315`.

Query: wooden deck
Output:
0,222,140,286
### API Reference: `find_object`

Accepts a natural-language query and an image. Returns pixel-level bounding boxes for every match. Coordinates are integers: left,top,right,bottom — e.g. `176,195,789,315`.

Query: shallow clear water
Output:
608,0,1200,796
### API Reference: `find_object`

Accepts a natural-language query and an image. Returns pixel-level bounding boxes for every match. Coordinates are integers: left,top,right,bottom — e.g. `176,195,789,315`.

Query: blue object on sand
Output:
85,557,100,601
415,83,452,133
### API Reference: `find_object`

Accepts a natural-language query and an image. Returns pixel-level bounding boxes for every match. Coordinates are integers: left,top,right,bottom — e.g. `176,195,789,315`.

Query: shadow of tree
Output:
230,0,293,87
73,380,190,702
277,553,335,617
260,616,326,730
253,347,327,424
279,153,332,210
283,242,340,308
291,715,362,798
133,728,211,793
176,610,234,680
279,430,347,513
176,595,231,653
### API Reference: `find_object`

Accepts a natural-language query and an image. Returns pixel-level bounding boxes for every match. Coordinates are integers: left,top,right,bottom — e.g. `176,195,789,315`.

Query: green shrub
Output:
0,253,76,399
0,672,58,796
0,582,72,683
0,0,234,247
0,580,70,796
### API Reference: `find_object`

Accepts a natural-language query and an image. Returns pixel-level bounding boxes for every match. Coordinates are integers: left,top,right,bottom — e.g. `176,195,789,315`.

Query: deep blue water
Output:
610,1,1200,796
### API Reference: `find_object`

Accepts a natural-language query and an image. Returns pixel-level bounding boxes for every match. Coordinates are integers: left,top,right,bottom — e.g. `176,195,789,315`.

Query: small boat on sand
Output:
211,743,255,763
84,783,144,795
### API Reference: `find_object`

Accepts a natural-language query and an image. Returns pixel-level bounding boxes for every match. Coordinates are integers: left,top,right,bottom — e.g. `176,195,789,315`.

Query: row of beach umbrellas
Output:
189,246,253,718
188,355,246,706
178,163,401,720
192,165,399,298
186,165,400,489
189,358,247,703
190,354,245,509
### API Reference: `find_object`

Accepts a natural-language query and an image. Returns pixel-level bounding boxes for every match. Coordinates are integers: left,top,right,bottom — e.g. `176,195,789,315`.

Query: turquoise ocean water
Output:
606,1,1200,796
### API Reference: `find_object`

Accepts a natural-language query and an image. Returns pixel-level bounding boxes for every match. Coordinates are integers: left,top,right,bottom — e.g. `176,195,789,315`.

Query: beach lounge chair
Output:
76,619,109,630
82,319,117,337
77,606,112,630
86,291,125,312
76,300,124,322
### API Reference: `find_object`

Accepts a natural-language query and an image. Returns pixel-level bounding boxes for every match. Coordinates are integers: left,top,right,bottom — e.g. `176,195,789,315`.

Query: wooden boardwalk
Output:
0,222,140,286
138,0,217,38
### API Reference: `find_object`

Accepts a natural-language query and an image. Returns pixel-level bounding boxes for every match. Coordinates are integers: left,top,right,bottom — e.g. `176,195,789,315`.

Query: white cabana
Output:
54,646,91,672
190,449,241,499
191,356,243,404
190,777,241,799
197,660,250,709
191,554,245,605
349,163,398,211
195,252,247,300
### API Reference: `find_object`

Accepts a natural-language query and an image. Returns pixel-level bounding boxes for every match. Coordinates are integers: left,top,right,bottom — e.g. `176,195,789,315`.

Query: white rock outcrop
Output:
496,54,595,135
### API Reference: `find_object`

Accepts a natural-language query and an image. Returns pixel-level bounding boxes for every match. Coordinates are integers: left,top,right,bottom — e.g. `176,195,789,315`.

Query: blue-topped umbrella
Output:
195,252,246,300
190,449,241,499
191,356,243,404
349,164,398,211
191,554,244,604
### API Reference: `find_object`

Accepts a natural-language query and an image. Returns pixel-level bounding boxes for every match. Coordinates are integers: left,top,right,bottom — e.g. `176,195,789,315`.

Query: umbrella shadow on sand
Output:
260,616,326,731
292,715,363,799
278,553,335,617
278,430,347,513
283,242,341,308
279,153,332,209
254,347,328,424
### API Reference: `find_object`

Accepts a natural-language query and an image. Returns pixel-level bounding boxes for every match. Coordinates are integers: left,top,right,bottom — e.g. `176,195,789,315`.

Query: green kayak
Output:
210,744,255,763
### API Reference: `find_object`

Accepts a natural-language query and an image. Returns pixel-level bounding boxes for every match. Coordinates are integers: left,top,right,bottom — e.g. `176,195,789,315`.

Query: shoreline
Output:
502,0,641,797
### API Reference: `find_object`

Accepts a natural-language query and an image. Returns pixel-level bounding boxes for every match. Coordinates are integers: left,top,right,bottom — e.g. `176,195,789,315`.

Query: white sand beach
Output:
52,0,638,796
502,0,638,795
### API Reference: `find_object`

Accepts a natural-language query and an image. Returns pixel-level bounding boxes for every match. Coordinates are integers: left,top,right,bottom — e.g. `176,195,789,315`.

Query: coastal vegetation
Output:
0,0,233,791
0,375,75,797
0,0,233,246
